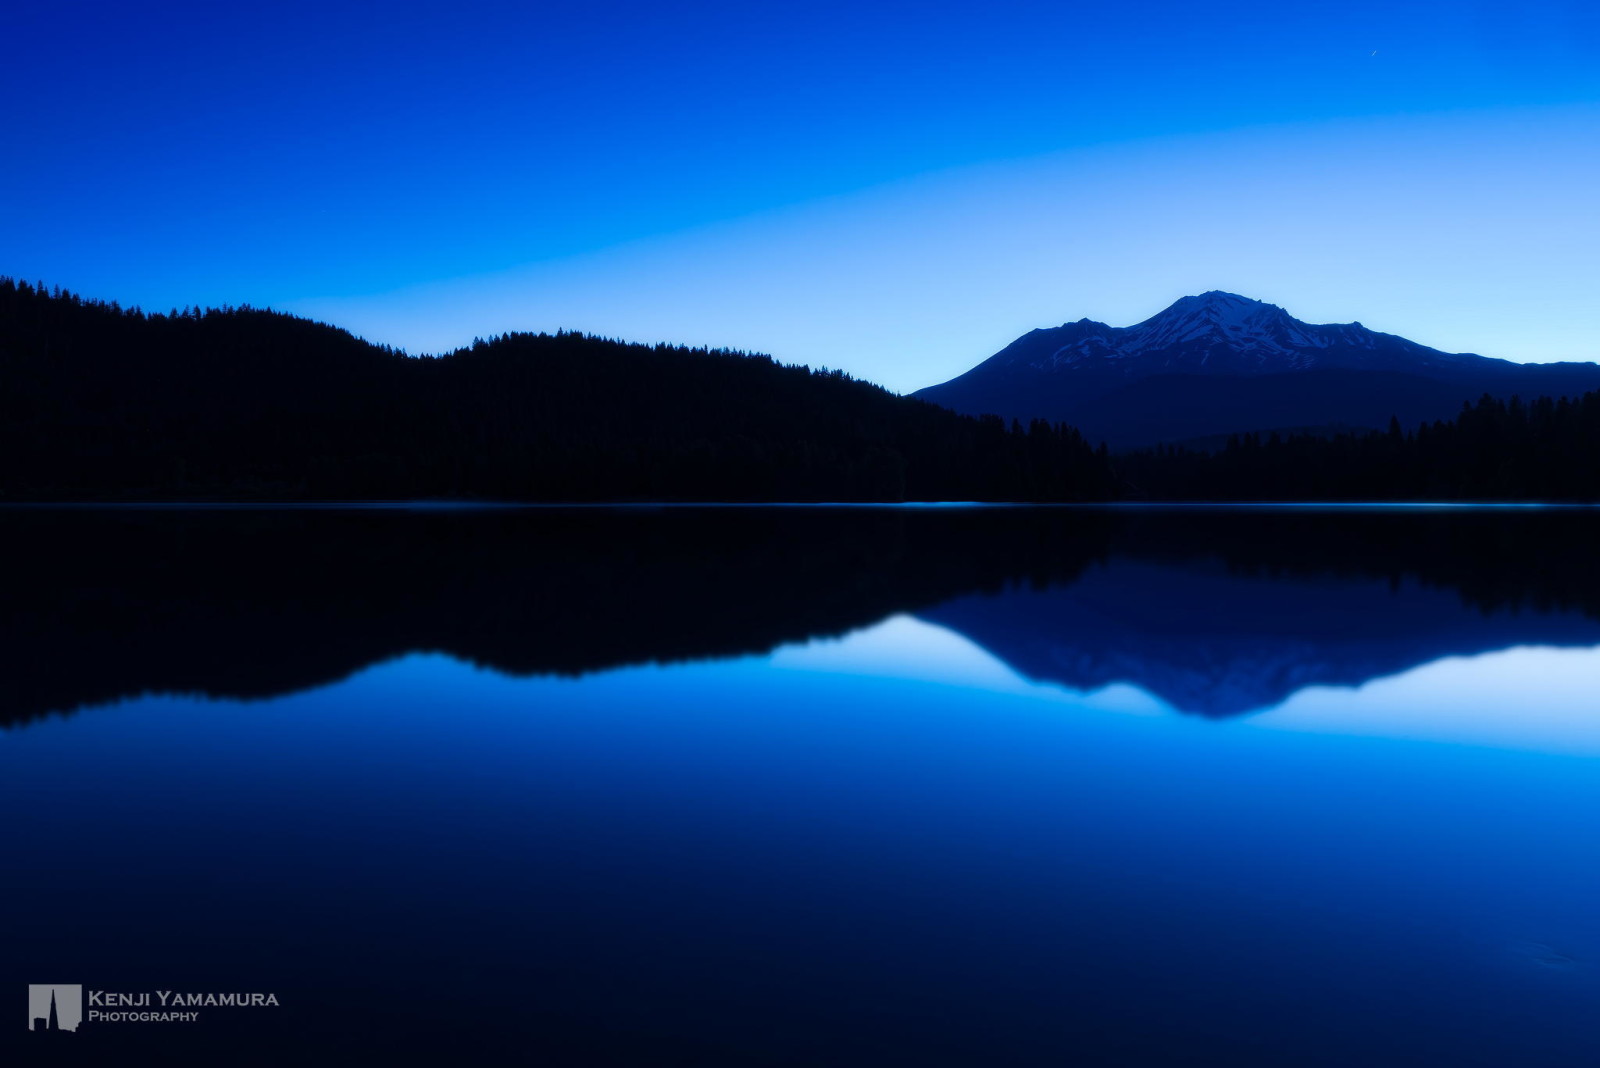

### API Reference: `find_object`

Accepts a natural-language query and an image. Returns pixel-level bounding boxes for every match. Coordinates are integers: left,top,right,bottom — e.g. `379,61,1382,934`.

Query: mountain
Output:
0,278,1109,501
913,292,1600,449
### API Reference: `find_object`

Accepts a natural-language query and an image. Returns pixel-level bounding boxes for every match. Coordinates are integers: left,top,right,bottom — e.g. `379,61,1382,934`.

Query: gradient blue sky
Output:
5,0,1597,391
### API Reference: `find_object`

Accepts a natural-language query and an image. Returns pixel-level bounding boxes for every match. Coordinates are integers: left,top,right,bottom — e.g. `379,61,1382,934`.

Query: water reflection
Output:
918,556,1600,716
7,506,1599,1066
5,506,1599,726
775,617,1600,754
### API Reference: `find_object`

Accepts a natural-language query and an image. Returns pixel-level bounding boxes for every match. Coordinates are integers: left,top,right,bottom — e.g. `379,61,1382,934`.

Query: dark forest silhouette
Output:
8,277,1600,500
6,506,1600,727
0,279,1109,502
1120,397,1600,500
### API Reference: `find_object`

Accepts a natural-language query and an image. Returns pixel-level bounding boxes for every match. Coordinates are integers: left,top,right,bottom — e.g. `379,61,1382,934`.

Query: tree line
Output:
6,276,1600,501
0,278,1112,501
1119,394,1600,500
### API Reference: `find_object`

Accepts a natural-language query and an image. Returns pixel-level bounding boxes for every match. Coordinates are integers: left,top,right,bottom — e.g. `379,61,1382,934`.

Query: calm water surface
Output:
5,507,1598,1065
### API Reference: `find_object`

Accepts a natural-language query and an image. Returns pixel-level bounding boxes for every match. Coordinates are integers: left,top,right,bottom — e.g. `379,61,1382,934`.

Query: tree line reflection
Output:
5,506,1598,725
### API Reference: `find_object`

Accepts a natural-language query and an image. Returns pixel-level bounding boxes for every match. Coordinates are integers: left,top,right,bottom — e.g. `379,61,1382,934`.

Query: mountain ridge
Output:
914,292,1600,448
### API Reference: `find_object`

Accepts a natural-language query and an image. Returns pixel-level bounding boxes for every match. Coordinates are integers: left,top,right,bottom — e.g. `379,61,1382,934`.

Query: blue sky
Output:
5,1,1598,391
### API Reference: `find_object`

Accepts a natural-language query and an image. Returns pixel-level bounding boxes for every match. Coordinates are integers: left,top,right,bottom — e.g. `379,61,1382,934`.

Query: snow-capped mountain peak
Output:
1121,292,1301,356
1025,292,1404,374
910,290,1600,449
1153,290,1277,322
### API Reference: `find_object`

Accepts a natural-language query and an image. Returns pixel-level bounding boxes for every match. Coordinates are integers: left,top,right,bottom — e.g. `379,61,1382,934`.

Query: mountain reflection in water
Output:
5,504,1599,725
9,504,1600,1067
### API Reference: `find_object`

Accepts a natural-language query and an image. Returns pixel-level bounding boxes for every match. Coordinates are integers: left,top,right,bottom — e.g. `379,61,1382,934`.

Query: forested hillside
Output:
0,279,1111,501
1119,396,1600,500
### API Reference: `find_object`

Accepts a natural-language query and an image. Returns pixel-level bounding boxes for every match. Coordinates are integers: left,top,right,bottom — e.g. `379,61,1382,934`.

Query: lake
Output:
6,505,1598,1066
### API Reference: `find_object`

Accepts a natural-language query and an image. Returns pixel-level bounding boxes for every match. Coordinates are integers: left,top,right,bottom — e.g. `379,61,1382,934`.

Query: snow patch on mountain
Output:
1007,291,1484,377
